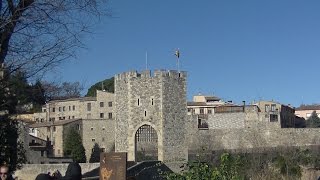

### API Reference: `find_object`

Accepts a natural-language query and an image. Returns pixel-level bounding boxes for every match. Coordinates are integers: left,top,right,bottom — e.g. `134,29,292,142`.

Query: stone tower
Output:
114,70,188,162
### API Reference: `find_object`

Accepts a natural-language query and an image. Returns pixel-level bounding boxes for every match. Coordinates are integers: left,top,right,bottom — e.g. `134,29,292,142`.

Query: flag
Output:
175,49,180,58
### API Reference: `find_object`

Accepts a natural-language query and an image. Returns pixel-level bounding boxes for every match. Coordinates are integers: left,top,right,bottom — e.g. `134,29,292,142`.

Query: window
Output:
69,106,71,111
271,104,276,111
87,113,91,119
188,108,192,112
100,102,104,107
63,106,65,111
91,127,93,130
208,109,212,114
270,114,278,122
100,113,104,118
100,148,105,152
200,108,204,114
137,99,140,106
50,118,55,122
40,118,44,122
108,101,112,107
92,138,95,142
73,105,75,111
52,108,55,112
102,127,105,130
58,149,60,155
265,105,270,112
43,109,46,112
87,103,91,111
53,126,56,132
144,111,147,117
59,107,61,112
108,113,112,119
68,116,70,119
41,151,44,157
151,98,154,105
72,116,75,119
77,124,81,130
47,127,50,132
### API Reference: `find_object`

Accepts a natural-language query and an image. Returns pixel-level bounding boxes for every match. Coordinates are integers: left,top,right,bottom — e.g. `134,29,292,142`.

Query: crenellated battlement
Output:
115,69,187,81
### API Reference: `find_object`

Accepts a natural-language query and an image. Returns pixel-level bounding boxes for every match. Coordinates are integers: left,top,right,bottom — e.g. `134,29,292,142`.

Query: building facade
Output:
295,104,320,120
254,100,295,128
31,90,115,161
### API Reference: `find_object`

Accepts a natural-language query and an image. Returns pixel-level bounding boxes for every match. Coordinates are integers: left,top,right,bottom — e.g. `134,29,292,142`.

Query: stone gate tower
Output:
114,70,188,162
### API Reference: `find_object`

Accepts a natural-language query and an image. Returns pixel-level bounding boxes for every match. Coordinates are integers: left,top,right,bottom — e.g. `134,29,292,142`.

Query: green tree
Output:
306,111,320,128
86,77,114,97
89,143,101,163
64,127,86,163
0,115,26,172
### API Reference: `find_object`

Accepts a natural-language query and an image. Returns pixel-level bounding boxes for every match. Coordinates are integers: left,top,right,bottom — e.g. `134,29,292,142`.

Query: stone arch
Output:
128,122,163,162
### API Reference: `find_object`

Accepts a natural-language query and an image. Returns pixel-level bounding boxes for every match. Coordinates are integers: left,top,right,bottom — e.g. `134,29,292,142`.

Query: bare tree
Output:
0,0,109,78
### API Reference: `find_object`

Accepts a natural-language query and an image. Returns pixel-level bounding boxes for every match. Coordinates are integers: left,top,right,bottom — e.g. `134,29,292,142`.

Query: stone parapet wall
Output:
14,163,99,180
187,128,320,152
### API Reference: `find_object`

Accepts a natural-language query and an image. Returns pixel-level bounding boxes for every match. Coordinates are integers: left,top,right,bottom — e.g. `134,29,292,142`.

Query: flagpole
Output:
145,51,148,70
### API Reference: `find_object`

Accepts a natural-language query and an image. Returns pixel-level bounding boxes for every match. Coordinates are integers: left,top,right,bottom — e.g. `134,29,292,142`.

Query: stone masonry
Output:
114,70,188,162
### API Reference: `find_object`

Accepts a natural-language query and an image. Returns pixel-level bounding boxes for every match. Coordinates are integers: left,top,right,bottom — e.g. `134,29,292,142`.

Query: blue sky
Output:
46,0,320,107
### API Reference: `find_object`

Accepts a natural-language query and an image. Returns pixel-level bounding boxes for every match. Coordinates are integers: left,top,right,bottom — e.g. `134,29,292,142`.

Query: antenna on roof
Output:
145,51,148,70
102,81,105,91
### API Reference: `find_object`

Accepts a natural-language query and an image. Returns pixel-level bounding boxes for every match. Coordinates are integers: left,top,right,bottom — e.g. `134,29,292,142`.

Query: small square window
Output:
92,138,95,142
100,113,104,118
100,102,104,107
108,102,112,107
102,127,105,130
91,127,93,130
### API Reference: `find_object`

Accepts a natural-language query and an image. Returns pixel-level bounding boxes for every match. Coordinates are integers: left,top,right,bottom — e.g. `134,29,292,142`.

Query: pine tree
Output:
306,111,320,128
89,143,101,163
63,127,86,163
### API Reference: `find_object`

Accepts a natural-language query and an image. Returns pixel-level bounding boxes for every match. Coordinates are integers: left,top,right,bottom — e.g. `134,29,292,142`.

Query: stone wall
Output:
187,126,320,153
208,113,245,129
14,163,99,180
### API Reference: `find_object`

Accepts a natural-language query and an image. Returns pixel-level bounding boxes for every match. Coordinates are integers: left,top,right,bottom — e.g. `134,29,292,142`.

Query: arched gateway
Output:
135,124,158,161
114,70,188,162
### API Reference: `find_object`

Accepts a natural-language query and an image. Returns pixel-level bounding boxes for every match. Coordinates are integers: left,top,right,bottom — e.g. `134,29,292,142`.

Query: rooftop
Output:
296,104,320,111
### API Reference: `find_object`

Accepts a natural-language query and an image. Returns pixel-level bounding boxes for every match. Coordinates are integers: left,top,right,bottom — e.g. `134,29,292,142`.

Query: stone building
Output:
33,90,114,122
114,70,188,162
254,100,295,128
31,90,115,161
